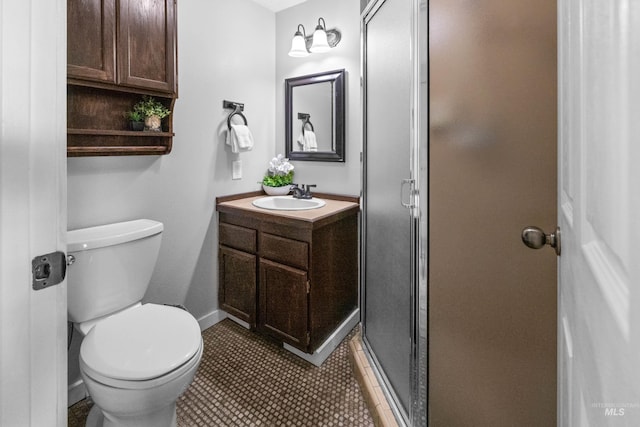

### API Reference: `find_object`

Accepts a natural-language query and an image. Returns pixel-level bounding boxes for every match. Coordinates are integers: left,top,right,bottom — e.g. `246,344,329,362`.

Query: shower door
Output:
362,0,416,423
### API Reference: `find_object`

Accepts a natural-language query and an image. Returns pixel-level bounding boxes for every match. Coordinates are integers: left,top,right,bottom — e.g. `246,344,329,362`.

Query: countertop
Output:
216,193,360,225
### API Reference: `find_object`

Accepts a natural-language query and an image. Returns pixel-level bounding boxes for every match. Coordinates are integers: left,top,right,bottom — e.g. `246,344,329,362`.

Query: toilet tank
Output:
67,219,164,323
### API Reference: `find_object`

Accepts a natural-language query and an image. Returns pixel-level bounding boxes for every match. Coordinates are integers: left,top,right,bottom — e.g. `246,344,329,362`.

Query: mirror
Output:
285,69,345,162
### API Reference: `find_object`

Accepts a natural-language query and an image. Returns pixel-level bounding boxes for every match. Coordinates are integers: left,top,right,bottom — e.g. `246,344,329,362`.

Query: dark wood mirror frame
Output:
285,69,345,162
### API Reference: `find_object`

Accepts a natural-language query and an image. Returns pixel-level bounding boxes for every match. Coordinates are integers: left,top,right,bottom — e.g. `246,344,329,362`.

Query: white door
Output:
0,0,67,425
430,0,557,424
558,1,640,425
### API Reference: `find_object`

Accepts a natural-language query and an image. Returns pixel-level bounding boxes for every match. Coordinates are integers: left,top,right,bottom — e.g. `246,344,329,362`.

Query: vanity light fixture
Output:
287,17,341,58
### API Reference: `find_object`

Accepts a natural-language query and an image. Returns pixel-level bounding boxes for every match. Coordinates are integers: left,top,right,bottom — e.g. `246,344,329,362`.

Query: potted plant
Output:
132,95,171,132
261,154,294,195
125,109,145,131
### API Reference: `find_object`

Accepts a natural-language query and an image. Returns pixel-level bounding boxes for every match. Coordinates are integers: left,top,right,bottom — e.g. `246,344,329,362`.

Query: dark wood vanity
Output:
216,192,359,354
67,0,177,156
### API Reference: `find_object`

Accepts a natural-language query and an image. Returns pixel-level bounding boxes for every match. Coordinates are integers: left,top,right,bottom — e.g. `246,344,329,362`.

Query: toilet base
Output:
85,405,102,427
84,402,177,427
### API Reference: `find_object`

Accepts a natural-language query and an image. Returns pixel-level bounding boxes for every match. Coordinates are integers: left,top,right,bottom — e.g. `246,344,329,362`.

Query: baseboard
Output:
68,379,88,407
348,333,400,427
284,308,360,367
224,313,251,329
197,308,227,331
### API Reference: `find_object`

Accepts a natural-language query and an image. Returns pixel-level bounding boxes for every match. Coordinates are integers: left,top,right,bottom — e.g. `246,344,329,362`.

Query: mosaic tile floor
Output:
68,319,374,426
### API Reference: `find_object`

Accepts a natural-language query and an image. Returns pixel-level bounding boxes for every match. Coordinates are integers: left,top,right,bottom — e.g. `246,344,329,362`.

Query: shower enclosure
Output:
361,0,427,425
362,0,555,425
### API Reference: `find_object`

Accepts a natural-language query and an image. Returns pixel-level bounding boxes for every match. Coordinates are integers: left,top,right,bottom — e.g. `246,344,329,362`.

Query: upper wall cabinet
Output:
116,0,176,93
67,0,116,83
67,0,178,156
68,0,176,94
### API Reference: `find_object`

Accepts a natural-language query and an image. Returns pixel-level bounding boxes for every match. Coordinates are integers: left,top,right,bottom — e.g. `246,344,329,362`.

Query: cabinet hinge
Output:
306,331,310,346
306,280,310,294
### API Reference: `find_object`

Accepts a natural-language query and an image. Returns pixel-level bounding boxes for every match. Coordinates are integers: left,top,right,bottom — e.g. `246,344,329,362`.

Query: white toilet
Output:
67,219,203,427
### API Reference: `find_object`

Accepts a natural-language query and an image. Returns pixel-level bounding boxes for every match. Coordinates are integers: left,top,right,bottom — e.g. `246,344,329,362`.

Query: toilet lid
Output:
80,303,202,381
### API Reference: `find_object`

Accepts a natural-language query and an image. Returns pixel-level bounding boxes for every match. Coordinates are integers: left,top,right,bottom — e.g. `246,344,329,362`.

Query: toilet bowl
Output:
79,303,202,427
67,220,203,427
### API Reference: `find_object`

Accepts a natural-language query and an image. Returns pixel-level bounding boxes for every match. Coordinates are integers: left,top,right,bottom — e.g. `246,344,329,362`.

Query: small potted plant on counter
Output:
262,154,294,195
125,109,145,131
132,95,171,132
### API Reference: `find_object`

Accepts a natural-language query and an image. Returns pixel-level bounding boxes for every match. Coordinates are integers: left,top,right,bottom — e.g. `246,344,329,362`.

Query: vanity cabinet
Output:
218,223,257,326
217,194,359,354
67,0,177,156
259,259,309,349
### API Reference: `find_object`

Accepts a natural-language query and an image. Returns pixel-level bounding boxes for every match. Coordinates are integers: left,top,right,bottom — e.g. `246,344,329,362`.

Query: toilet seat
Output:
81,341,203,390
80,303,202,384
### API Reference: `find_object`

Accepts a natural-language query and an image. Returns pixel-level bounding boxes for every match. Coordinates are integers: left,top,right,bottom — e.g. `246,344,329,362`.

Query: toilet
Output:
67,219,203,427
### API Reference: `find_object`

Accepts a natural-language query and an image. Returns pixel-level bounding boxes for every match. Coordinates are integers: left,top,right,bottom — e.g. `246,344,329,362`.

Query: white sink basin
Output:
252,196,326,211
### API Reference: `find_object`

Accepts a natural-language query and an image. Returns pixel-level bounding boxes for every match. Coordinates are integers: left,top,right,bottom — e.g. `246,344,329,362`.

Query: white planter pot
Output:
262,184,291,196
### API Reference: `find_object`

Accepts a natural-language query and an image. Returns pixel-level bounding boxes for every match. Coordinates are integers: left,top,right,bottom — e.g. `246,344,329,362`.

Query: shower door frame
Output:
360,0,427,425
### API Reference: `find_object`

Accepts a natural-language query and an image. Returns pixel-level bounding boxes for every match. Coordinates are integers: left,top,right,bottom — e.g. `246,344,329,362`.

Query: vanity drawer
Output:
260,233,308,270
219,223,257,253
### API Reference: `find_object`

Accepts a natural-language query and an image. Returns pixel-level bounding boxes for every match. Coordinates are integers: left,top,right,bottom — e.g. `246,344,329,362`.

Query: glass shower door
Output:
362,0,414,420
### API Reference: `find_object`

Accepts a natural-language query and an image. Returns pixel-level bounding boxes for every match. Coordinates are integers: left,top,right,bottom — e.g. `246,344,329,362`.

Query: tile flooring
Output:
68,319,374,426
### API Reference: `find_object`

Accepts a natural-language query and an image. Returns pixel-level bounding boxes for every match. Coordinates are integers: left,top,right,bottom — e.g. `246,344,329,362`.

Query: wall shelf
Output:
68,145,170,157
67,84,175,157
68,129,175,137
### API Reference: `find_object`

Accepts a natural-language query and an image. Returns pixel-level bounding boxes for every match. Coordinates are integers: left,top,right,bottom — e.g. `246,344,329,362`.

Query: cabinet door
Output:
259,259,309,351
67,0,116,82
117,0,176,93
219,246,256,327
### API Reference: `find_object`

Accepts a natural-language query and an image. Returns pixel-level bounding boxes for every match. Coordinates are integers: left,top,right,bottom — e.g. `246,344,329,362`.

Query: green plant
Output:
262,154,294,187
262,172,294,187
133,95,171,119
125,110,144,122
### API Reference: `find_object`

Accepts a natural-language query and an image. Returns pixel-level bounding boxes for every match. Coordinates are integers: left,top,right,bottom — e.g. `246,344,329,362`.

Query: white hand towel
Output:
227,124,254,153
296,130,318,152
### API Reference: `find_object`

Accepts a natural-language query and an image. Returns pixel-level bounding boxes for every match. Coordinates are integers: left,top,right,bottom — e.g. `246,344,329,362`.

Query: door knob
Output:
521,226,561,256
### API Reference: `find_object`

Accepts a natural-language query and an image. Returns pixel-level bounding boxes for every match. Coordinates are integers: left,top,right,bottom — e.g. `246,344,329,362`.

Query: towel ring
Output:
227,107,248,131
297,113,314,135
302,119,314,135
223,100,248,131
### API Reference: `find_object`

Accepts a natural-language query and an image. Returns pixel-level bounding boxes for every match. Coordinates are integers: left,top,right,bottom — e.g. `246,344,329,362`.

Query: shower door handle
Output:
401,179,415,208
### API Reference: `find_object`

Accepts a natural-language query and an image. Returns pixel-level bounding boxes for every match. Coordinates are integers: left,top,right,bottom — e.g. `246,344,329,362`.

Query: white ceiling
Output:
251,0,308,12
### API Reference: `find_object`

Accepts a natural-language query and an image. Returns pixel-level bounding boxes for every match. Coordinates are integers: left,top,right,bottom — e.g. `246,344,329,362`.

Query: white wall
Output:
276,0,362,196
68,0,275,317
67,0,275,398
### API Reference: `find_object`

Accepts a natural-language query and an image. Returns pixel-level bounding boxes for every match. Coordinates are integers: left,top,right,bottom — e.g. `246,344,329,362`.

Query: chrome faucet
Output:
291,184,316,199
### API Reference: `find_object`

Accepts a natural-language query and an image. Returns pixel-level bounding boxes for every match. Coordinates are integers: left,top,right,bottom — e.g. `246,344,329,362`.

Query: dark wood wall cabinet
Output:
67,0,177,156
217,194,359,355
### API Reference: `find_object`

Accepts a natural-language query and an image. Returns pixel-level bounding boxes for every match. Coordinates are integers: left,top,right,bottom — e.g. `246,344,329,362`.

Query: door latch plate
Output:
32,251,66,290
